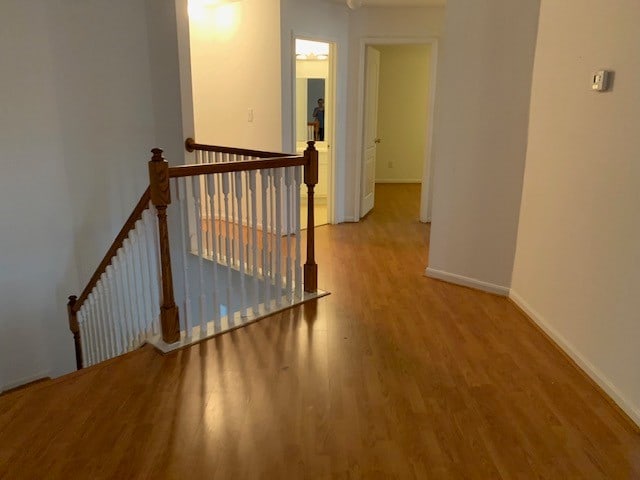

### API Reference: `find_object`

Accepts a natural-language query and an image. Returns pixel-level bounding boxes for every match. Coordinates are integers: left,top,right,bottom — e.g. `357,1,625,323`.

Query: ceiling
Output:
330,0,446,7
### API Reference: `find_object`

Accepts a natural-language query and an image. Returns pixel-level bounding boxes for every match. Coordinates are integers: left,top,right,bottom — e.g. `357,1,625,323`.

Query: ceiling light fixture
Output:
295,39,330,60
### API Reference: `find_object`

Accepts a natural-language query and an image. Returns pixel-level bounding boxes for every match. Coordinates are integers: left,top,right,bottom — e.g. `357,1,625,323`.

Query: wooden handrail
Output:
72,187,151,313
169,156,307,178
68,141,319,370
185,137,296,159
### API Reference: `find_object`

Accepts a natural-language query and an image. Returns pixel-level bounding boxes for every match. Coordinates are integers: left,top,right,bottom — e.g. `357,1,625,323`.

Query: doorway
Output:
358,40,438,222
294,38,335,229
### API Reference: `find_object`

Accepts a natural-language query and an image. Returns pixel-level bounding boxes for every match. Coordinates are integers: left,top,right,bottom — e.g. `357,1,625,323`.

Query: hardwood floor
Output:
1,184,639,479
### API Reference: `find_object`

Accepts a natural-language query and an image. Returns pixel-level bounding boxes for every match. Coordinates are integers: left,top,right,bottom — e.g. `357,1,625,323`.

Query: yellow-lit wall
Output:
189,0,282,150
375,45,431,183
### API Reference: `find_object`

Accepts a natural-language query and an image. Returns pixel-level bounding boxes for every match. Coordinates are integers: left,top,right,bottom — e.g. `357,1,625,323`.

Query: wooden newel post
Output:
67,295,83,370
148,148,180,344
304,141,318,293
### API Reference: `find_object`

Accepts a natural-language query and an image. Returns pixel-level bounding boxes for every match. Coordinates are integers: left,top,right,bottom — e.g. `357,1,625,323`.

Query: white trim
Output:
354,36,439,222
509,290,640,429
375,179,421,184
425,267,509,296
1,370,50,393
148,290,330,354
420,41,439,223
290,32,339,225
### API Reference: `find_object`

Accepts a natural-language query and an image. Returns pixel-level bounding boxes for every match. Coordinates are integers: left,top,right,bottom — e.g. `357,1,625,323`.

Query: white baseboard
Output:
342,215,359,223
425,267,509,296
1,370,50,393
509,290,640,429
375,179,421,184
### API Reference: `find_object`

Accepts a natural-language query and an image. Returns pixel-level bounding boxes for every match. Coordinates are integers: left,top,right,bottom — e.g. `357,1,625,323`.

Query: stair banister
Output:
66,187,153,369
148,148,180,344
67,140,322,371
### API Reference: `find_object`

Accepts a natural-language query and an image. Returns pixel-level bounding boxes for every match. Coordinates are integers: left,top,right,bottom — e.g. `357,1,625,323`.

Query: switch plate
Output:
592,70,610,92
248,108,254,122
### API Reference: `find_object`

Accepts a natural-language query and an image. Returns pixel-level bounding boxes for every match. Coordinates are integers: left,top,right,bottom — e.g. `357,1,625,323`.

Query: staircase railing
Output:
67,139,318,369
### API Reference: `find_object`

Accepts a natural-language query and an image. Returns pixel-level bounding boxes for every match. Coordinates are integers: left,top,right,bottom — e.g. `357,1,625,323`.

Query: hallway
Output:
1,185,638,479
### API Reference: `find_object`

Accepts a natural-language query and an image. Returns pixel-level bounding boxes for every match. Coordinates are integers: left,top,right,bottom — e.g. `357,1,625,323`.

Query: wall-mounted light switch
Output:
248,108,254,122
592,70,611,92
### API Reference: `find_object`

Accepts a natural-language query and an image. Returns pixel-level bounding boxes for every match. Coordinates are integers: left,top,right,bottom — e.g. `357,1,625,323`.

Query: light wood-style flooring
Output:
1,184,639,479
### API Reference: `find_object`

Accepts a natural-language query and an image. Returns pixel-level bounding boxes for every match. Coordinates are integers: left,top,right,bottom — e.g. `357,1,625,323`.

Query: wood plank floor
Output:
1,184,639,479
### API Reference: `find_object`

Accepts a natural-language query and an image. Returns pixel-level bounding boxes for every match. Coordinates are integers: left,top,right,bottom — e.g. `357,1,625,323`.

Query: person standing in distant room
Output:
312,98,325,141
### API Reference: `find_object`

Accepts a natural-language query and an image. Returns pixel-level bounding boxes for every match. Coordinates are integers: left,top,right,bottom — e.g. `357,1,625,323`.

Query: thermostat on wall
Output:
592,70,611,92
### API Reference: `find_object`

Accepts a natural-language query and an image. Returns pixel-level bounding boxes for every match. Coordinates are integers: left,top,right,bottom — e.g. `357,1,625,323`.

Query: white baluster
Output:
249,170,259,314
206,174,221,330
295,165,303,296
234,171,247,317
176,178,193,337
114,253,133,351
191,174,207,334
123,238,143,344
285,167,294,298
78,310,89,367
261,169,270,308
203,175,211,258
135,224,152,335
101,277,116,358
95,287,110,361
107,273,120,356
244,162,251,273
87,294,101,363
206,153,214,255
79,307,93,367
274,168,283,307
131,229,150,337
118,248,137,350
85,304,96,367
137,216,156,335
143,207,161,334
230,157,237,266
97,279,114,359
222,171,234,322
217,155,224,257
105,265,123,355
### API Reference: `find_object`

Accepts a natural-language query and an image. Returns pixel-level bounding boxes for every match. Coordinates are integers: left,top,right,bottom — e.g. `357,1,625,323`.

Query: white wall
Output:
511,0,640,425
426,0,540,293
0,0,179,390
375,44,431,183
189,0,282,151
146,0,192,166
281,0,350,222
0,1,78,390
345,6,445,221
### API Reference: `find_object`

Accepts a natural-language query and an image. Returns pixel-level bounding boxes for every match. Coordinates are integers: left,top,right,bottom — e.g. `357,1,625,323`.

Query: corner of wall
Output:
509,289,640,429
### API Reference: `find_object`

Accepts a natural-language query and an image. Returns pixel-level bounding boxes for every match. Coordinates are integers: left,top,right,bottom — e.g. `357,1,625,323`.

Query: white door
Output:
294,38,334,228
360,46,380,217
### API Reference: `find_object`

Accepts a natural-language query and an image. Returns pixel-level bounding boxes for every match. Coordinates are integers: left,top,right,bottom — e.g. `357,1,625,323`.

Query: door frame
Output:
354,36,439,222
289,32,337,225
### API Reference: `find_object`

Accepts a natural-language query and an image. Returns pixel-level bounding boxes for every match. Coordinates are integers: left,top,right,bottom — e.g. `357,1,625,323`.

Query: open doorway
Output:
358,40,438,222
294,38,335,229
